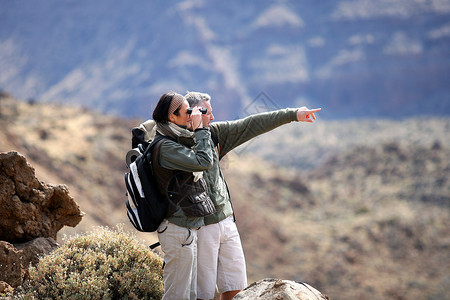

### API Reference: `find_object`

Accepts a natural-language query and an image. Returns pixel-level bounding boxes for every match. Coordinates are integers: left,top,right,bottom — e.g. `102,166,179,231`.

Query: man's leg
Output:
217,217,247,299
197,222,221,300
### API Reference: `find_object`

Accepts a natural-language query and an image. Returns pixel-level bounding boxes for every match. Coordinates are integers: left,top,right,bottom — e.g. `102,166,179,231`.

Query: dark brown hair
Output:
152,91,181,123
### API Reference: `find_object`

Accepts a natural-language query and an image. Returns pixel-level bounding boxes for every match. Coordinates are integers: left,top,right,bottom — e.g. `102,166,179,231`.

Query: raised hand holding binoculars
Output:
187,107,207,114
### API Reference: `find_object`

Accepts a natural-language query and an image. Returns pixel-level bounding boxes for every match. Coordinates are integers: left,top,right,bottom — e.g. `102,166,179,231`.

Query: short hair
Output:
152,91,182,123
185,91,211,107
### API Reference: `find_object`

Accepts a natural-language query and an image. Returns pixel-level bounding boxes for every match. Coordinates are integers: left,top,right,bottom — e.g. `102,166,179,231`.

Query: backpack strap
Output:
149,242,160,250
211,130,229,160
149,134,179,217
141,134,173,157
211,130,219,147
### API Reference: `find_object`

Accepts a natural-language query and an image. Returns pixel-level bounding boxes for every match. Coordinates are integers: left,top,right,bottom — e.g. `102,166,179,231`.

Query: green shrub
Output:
21,227,163,300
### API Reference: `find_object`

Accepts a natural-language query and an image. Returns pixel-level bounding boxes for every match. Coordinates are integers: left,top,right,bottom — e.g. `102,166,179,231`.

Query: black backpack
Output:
124,134,172,233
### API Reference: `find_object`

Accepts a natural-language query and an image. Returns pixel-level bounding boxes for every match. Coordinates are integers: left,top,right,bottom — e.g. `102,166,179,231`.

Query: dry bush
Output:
18,227,163,300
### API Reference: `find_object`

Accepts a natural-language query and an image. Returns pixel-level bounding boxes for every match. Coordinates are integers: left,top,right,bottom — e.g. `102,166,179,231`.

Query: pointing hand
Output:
296,107,322,122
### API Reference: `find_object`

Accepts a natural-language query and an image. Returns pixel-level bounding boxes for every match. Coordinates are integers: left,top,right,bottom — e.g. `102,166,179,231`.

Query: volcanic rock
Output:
0,151,83,242
0,151,83,291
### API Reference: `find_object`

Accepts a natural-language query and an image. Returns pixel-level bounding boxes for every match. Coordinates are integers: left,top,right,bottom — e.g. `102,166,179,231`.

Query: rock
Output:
0,241,26,289
0,151,82,290
234,278,330,300
0,237,58,290
15,237,59,268
0,151,83,242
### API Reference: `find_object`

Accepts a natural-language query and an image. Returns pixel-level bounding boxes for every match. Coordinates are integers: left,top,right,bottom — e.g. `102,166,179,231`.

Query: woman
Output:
151,91,214,300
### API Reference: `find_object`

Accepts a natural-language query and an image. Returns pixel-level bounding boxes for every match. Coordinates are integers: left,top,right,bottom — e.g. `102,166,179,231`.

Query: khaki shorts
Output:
197,216,247,299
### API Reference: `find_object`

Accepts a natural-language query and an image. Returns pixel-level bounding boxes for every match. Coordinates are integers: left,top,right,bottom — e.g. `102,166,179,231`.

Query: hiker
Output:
151,91,216,300
184,91,321,300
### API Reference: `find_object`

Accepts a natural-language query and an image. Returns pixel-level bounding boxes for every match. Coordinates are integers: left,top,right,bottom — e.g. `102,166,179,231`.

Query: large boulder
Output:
0,151,83,242
0,151,83,291
234,278,330,300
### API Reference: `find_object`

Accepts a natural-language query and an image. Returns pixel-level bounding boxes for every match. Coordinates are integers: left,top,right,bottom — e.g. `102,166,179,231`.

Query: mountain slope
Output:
0,94,449,299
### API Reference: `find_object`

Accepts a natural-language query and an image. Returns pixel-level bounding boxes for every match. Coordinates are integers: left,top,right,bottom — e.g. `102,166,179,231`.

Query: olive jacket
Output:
157,128,214,228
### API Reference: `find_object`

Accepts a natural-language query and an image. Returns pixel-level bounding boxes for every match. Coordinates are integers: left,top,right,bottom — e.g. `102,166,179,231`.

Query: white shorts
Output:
197,216,247,299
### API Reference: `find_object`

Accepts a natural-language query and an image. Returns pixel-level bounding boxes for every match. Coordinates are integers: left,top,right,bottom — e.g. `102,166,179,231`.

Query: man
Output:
184,91,321,300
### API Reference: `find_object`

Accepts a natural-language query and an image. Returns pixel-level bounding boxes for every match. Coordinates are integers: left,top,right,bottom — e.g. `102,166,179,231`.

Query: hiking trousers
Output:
158,219,198,300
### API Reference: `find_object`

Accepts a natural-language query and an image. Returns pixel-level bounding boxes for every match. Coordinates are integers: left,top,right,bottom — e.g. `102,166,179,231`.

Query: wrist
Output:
194,127,209,132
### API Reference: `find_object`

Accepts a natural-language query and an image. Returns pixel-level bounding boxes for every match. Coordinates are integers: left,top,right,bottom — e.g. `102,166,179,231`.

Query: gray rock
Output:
234,278,330,300
15,236,59,268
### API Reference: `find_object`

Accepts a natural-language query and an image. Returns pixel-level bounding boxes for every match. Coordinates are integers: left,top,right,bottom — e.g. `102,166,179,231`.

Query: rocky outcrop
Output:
234,278,330,300
0,151,83,242
0,151,83,291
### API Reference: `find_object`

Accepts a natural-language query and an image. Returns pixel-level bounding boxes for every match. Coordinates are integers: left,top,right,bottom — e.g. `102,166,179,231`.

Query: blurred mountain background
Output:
1,0,450,120
1,1,450,299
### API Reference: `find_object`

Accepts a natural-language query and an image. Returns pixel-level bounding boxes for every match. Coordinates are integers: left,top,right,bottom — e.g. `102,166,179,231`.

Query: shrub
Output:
20,227,163,300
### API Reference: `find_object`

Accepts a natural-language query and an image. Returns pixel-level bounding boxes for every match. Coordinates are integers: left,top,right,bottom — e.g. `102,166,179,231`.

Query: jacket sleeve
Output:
210,108,298,157
158,129,214,172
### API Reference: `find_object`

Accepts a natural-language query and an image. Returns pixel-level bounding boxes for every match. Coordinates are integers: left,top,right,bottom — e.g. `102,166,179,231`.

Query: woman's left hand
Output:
189,107,204,130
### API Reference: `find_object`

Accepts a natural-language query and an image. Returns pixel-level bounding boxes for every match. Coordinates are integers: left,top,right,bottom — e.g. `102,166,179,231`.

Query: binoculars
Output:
187,108,207,114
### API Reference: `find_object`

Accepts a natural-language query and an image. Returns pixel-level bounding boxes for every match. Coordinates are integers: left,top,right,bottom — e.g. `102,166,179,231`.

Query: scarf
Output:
156,122,195,147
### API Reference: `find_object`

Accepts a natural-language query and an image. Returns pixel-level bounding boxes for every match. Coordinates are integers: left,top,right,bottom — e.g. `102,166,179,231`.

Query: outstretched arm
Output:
211,107,322,157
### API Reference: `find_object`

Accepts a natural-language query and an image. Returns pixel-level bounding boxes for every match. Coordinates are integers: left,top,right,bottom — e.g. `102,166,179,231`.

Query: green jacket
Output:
158,129,214,228
205,108,298,225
